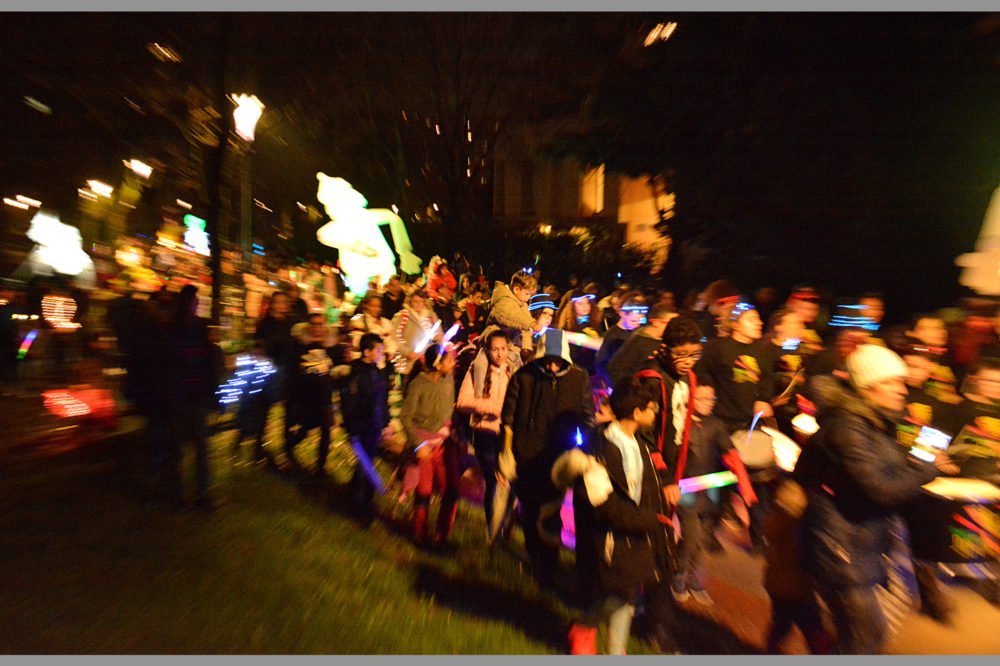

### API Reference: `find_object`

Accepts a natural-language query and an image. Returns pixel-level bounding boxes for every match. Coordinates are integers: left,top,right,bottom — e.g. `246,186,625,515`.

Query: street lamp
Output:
233,94,264,272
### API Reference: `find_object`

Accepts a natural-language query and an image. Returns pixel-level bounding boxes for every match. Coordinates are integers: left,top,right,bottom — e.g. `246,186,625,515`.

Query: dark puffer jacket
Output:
793,375,938,588
571,427,676,601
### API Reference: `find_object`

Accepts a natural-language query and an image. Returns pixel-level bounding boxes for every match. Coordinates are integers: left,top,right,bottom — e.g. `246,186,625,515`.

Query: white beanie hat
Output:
846,344,907,390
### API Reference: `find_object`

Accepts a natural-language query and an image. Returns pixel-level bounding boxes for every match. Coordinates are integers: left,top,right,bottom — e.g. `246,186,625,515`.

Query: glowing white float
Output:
314,174,421,294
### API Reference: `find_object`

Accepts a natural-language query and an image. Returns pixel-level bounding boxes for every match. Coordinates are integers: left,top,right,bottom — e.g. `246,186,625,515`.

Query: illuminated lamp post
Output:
232,94,264,274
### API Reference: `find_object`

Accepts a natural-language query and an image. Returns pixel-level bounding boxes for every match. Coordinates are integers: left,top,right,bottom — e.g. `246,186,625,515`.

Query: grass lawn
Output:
0,401,636,655
0,390,760,655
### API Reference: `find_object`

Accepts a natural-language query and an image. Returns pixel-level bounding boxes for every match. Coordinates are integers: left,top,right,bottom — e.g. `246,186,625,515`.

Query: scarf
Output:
605,420,643,504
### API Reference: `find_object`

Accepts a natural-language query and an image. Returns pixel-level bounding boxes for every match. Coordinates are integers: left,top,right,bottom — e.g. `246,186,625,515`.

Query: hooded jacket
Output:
793,375,938,588
485,281,536,351
501,331,594,474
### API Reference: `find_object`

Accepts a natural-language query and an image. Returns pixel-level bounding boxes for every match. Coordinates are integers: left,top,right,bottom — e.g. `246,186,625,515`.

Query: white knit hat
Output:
846,344,907,390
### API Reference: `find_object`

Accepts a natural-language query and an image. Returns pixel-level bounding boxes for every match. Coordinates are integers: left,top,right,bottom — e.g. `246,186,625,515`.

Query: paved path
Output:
692,520,1000,654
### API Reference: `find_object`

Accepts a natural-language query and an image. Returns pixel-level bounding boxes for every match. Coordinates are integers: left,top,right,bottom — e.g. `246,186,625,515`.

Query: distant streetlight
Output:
16,195,41,207
644,22,678,47
126,159,153,179
87,180,113,198
4,197,30,210
233,94,264,142
232,94,264,273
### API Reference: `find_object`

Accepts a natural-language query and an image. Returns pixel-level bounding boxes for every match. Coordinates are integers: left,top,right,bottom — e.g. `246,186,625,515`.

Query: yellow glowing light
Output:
432,203,439,211
176,199,192,210
87,180,113,198
128,159,153,179
391,205,399,214
16,195,41,207
232,94,265,142
253,199,272,212
539,224,552,235
435,125,441,135
297,202,307,212
4,197,30,210
147,42,181,63
115,246,143,267
644,22,678,47
78,189,98,201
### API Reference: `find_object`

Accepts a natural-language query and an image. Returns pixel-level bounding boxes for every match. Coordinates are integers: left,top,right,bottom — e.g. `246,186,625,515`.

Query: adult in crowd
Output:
793,344,956,654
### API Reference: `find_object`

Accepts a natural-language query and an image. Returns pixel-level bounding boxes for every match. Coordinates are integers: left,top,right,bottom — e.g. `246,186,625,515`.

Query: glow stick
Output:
746,410,764,445
575,427,583,447
564,331,602,350
678,470,738,495
17,329,38,359
350,437,387,494
441,322,461,345
413,320,441,355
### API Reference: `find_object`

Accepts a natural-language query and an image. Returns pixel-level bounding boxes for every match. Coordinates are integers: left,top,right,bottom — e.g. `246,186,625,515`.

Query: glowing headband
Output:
728,301,756,322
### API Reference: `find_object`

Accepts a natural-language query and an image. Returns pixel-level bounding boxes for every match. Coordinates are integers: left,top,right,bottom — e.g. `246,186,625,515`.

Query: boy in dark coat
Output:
554,377,680,654
340,332,392,524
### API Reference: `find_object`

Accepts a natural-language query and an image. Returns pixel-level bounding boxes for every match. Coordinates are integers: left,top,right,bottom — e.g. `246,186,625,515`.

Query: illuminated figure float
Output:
314,173,422,295
13,210,96,289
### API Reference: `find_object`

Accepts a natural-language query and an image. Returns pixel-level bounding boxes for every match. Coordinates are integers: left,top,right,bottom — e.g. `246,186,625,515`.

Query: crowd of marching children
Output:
95,253,1000,655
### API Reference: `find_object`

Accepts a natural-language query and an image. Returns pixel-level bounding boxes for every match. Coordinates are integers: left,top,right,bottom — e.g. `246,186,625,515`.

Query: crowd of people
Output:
6,253,1000,655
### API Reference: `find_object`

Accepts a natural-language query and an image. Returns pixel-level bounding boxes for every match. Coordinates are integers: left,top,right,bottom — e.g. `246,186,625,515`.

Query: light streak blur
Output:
15,195,41,207
17,330,38,359
232,94,264,142
42,295,81,329
86,180,113,198
3,197,29,209
128,159,153,179
414,320,442,355
644,22,678,46
217,354,277,406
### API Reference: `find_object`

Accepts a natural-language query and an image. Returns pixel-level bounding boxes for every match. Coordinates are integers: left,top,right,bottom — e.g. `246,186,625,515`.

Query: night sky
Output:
1,12,999,318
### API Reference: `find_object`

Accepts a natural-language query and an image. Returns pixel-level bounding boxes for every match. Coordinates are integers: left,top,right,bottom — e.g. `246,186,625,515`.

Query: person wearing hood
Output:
286,313,338,474
389,289,440,379
793,344,957,654
499,328,595,589
483,270,543,367
456,329,517,541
